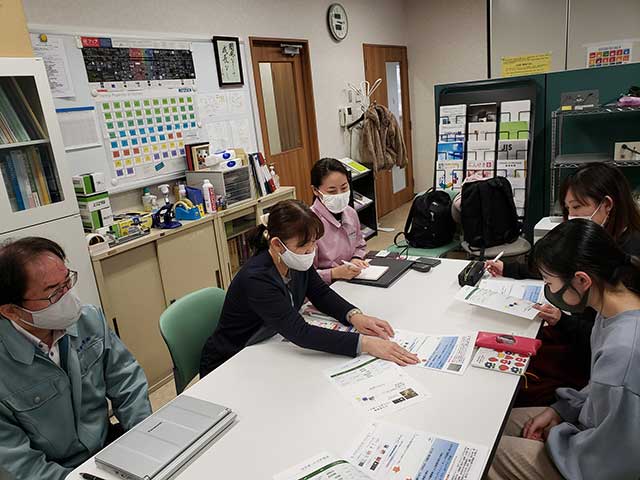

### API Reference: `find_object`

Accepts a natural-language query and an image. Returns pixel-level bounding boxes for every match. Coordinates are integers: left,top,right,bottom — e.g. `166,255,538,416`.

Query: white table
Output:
69,259,542,479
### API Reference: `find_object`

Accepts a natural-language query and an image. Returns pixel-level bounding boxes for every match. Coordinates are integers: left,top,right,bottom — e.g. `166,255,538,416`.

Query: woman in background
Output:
310,158,368,284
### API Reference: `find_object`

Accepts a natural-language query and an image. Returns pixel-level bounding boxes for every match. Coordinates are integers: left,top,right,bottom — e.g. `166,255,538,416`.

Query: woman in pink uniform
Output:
310,158,368,283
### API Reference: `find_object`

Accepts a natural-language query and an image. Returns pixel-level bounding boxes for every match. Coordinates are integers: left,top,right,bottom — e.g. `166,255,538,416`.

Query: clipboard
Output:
347,257,413,288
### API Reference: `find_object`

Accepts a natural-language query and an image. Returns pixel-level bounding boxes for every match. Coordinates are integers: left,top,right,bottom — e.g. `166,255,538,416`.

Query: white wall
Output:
23,0,408,170
405,0,488,192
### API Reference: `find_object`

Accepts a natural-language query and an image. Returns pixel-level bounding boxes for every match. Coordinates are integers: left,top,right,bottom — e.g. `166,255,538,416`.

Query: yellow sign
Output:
501,53,552,78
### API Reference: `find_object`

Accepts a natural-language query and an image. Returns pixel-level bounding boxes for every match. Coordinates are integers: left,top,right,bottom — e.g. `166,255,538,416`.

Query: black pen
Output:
80,473,107,480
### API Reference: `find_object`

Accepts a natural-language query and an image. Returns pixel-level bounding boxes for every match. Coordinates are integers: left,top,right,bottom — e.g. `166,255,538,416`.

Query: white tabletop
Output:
69,259,542,479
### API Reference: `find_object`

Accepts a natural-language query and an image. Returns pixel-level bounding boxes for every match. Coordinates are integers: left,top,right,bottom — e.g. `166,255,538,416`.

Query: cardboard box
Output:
109,212,153,239
81,206,114,232
76,192,111,213
73,172,106,195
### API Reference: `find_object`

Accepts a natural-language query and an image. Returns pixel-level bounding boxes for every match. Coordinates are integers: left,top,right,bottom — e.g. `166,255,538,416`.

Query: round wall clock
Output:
327,3,349,42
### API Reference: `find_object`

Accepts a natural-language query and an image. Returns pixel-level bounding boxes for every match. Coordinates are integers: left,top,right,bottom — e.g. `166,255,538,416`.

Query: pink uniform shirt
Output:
311,198,367,283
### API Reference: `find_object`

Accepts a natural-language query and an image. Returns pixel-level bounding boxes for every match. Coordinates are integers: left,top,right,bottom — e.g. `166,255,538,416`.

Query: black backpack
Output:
397,188,455,248
461,176,521,250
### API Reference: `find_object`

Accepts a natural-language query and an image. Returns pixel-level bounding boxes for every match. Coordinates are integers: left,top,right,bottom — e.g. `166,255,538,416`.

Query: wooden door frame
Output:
363,43,415,213
249,37,320,190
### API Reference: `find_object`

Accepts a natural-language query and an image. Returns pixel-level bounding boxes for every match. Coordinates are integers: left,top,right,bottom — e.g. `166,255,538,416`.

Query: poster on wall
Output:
501,53,552,78
586,40,633,68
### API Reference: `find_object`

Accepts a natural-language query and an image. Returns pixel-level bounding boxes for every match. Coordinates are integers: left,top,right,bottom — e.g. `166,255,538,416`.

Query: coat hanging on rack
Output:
360,103,407,173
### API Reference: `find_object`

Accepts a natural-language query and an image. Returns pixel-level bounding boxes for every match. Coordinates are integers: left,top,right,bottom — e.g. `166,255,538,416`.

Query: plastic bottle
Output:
269,165,281,189
142,187,157,212
202,179,217,214
178,184,187,201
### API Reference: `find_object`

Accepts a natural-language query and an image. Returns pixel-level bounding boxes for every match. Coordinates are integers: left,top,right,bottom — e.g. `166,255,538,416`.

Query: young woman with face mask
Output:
310,158,368,283
488,219,640,480
199,200,418,377
485,162,640,406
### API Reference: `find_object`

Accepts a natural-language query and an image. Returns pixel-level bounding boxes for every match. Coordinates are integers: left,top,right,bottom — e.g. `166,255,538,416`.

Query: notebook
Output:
354,265,388,281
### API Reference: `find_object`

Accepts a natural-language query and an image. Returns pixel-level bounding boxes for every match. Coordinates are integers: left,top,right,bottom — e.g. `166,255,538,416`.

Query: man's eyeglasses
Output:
23,270,78,305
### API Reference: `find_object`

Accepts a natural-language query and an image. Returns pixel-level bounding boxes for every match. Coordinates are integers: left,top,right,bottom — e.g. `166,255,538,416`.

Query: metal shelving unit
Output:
550,104,640,209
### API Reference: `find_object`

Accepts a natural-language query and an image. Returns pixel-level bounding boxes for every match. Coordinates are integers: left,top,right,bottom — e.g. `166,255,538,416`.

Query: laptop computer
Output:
95,395,236,480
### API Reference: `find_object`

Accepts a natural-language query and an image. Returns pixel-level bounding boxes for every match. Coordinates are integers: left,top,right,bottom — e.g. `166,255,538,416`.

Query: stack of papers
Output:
274,423,488,480
455,285,540,320
472,347,531,376
437,104,466,191
354,265,388,281
325,356,429,417
497,137,528,216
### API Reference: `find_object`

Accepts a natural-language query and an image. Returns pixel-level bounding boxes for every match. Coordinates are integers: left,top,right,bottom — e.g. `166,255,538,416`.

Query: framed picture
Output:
212,36,244,87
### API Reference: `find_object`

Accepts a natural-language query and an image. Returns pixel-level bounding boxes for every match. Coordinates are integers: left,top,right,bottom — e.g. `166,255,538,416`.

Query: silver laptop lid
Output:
95,395,232,479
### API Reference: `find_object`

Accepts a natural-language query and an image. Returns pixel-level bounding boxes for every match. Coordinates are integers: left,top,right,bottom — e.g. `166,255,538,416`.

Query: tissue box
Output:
73,172,106,195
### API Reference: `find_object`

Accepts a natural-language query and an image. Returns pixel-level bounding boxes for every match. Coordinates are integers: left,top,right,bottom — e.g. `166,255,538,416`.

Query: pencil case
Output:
475,331,542,356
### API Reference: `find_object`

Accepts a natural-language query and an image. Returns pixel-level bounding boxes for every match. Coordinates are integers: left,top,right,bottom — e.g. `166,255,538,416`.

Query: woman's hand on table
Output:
361,336,419,366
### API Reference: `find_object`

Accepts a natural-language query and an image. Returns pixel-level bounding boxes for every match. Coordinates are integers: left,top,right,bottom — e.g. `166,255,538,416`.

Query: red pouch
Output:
476,331,542,356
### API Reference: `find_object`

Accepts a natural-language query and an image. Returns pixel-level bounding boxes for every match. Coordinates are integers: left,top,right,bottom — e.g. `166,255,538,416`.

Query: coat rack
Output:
346,78,383,130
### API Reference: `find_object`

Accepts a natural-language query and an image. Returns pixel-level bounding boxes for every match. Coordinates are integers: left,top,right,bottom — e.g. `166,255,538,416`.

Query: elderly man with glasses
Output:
0,237,151,480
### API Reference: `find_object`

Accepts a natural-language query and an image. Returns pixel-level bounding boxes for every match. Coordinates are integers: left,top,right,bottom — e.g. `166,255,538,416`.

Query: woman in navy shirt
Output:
200,200,418,376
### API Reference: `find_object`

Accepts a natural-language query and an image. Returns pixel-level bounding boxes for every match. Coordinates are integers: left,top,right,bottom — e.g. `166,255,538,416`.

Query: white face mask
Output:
18,288,83,330
319,190,350,214
278,241,316,271
568,202,608,226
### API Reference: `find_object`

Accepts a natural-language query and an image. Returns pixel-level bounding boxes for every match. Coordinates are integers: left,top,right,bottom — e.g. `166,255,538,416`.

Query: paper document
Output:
274,452,370,480
56,107,102,150
479,278,545,304
456,286,539,320
472,347,531,376
30,34,75,98
347,422,488,480
325,356,429,416
355,265,388,281
393,330,475,375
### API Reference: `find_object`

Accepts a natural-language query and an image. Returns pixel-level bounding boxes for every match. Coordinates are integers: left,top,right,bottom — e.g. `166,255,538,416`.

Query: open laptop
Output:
95,395,236,480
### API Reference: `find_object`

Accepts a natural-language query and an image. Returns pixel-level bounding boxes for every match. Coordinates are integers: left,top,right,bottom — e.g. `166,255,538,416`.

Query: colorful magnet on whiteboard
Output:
131,138,139,146
166,124,173,131
162,151,169,159
171,149,178,157
154,153,161,161
176,132,183,139
141,137,148,145
116,168,125,177
119,130,126,138
126,167,135,176
120,139,129,148
157,125,164,132
112,150,120,159
179,148,185,155
155,162,165,171
183,122,189,129
133,147,140,155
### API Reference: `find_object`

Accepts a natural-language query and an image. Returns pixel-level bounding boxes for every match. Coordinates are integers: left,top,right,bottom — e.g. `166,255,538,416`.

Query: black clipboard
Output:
347,257,414,288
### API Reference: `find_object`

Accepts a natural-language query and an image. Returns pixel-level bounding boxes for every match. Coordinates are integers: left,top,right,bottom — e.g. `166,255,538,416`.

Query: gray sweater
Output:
547,309,640,480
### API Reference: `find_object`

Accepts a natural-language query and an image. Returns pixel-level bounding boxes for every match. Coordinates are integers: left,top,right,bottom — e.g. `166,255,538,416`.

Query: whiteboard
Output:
30,30,259,194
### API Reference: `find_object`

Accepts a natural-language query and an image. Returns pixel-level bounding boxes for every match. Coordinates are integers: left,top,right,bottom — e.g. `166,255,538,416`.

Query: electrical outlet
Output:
614,141,640,161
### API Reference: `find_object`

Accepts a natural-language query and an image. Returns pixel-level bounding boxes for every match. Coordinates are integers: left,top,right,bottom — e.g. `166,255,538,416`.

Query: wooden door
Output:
250,38,319,205
363,44,414,217
156,222,222,305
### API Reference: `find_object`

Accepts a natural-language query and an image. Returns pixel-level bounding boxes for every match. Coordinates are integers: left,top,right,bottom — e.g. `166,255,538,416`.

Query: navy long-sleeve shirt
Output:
200,250,360,376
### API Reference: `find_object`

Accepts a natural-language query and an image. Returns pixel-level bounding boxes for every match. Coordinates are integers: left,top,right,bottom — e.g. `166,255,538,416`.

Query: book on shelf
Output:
0,78,46,144
338,157,370,176
248,152,276,196
353,191,373,209
1,146,59,212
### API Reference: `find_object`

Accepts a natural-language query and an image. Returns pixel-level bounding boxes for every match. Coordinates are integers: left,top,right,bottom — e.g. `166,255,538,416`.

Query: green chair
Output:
159,287,226,395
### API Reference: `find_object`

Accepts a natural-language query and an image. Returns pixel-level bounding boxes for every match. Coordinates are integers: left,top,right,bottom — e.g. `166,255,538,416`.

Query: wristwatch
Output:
346,308,363,324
